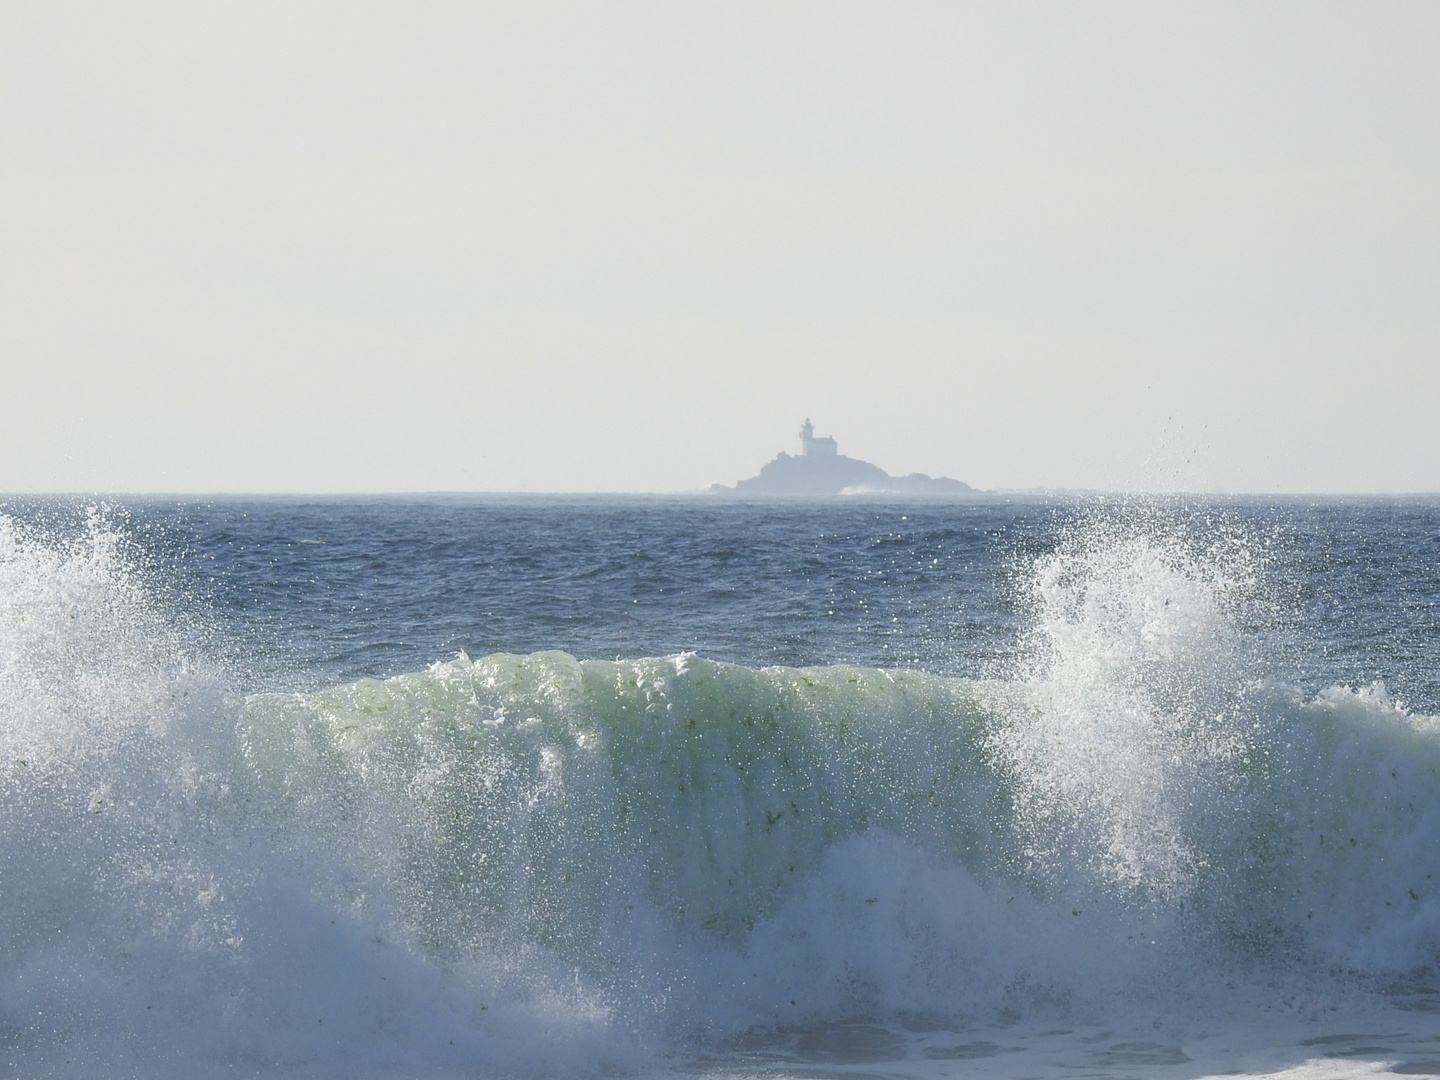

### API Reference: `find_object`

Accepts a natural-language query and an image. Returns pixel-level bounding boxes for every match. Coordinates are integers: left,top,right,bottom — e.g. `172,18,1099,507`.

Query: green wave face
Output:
238,652,1009,965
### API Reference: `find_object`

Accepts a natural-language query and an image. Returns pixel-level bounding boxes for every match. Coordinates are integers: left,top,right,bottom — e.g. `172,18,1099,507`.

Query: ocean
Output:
3,494,1440,1079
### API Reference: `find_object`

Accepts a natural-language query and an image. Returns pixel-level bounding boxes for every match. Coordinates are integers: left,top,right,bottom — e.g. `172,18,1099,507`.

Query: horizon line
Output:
4,489,1440,500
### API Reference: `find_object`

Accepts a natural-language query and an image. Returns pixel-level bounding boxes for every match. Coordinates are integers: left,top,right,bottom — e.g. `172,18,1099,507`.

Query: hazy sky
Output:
2,2,1437,494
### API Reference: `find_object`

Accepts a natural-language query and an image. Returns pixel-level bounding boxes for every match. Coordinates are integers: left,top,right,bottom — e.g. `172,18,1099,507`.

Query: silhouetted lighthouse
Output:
798,419,838,458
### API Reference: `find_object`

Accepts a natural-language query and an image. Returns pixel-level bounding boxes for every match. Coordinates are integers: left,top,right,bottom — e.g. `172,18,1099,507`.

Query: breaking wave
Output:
2,512,1439,1076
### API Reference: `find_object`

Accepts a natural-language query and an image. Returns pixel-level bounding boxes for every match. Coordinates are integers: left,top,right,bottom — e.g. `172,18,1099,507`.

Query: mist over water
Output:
2,497,1439,1078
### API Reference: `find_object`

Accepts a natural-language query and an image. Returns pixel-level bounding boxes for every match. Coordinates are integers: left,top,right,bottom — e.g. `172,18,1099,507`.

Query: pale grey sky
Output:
2,2,1437,494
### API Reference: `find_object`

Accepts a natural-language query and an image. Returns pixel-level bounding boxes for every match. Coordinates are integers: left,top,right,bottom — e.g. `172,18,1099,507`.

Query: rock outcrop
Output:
714,421,973,497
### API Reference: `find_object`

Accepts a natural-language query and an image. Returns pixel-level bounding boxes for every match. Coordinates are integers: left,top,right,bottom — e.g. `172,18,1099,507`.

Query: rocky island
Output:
713,420,973,497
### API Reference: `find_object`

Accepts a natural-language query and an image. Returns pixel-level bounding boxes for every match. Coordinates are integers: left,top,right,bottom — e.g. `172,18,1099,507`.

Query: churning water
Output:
3,495,1440,1078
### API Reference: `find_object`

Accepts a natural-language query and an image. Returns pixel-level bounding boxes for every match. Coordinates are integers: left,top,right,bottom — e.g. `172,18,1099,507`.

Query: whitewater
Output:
2,496,1439,1078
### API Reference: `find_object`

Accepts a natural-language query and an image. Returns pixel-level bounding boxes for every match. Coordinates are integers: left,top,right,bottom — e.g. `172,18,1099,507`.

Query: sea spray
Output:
991,526,1262,933
0,513,247,1073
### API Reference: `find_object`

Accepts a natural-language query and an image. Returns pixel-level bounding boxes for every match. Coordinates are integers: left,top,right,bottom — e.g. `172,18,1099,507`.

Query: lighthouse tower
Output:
799,419,839,458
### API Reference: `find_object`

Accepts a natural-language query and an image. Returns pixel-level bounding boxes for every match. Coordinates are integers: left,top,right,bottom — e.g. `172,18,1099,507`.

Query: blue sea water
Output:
3,494,1440,1078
